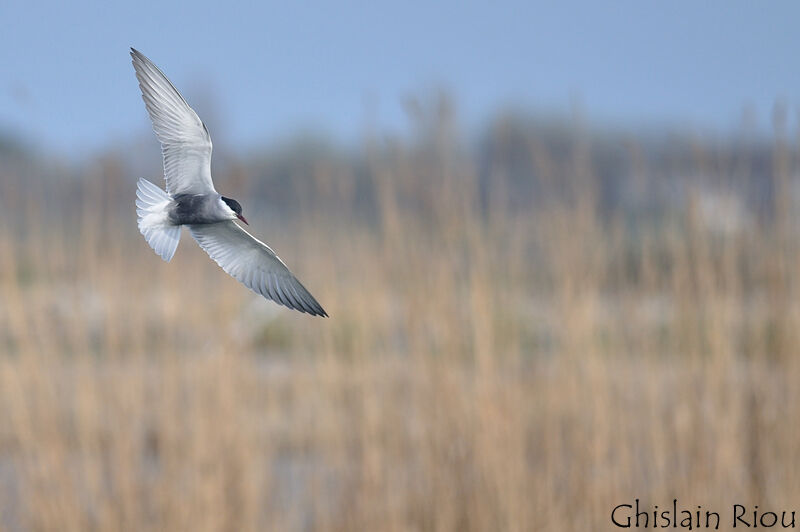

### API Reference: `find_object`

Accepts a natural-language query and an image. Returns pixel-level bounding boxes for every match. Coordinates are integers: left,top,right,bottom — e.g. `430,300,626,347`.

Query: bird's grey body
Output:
131,48,327,317
168,194,230,225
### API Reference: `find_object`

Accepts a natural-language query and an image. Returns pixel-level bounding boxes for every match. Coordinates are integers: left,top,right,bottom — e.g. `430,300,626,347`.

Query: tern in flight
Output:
131,48,327,317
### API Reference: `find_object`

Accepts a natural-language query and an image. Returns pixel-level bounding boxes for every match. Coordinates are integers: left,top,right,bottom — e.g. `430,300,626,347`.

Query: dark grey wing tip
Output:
298,284,328,317
130,48,155,71
299,306,328,318
308,297,328,317
304,300,328,317
130,48,146,71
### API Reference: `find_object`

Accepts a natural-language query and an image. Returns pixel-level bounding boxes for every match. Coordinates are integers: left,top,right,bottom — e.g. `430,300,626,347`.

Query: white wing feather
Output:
189,221,328,317
131,48,216,195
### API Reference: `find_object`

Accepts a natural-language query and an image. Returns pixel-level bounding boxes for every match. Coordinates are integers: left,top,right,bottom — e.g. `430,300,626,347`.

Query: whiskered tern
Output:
131,48,327,317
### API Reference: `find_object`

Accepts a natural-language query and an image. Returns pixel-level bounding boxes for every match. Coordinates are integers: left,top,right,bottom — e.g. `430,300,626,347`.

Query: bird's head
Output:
221,196,248,225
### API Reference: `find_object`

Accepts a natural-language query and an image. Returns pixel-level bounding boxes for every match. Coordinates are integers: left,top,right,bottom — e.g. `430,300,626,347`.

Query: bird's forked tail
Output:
135,178,181,262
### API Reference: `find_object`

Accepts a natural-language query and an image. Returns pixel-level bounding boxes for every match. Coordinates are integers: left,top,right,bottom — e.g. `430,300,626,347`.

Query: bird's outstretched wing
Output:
189,221,328,317
131,48,216,195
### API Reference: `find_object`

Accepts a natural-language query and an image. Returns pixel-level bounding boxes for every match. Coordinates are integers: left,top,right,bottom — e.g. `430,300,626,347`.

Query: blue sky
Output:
1,0,799,157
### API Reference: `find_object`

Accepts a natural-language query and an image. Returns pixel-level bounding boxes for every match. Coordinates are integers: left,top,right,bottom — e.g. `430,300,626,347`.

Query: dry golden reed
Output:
1,107,799,531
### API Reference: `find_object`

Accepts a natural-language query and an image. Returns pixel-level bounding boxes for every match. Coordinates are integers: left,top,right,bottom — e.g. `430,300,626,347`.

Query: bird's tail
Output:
136,178,181,262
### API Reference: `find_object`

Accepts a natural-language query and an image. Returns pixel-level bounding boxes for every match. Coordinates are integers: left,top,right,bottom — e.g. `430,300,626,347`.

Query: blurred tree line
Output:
0,94,794,236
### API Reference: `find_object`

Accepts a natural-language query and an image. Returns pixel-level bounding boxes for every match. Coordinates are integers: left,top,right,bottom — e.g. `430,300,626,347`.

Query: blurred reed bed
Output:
1,101,800,531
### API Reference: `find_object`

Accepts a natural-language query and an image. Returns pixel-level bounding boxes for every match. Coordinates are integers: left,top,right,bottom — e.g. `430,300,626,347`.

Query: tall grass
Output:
1,106,800,530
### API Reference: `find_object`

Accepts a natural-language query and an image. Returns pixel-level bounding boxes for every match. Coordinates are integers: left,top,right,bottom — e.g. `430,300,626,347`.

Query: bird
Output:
130,48,327,317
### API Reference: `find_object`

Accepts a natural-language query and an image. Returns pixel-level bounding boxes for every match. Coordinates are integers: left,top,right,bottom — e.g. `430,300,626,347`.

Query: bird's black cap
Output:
221,196,243,215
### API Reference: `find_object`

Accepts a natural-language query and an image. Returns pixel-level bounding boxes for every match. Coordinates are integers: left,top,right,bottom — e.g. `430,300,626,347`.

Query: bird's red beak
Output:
237,214,249,225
